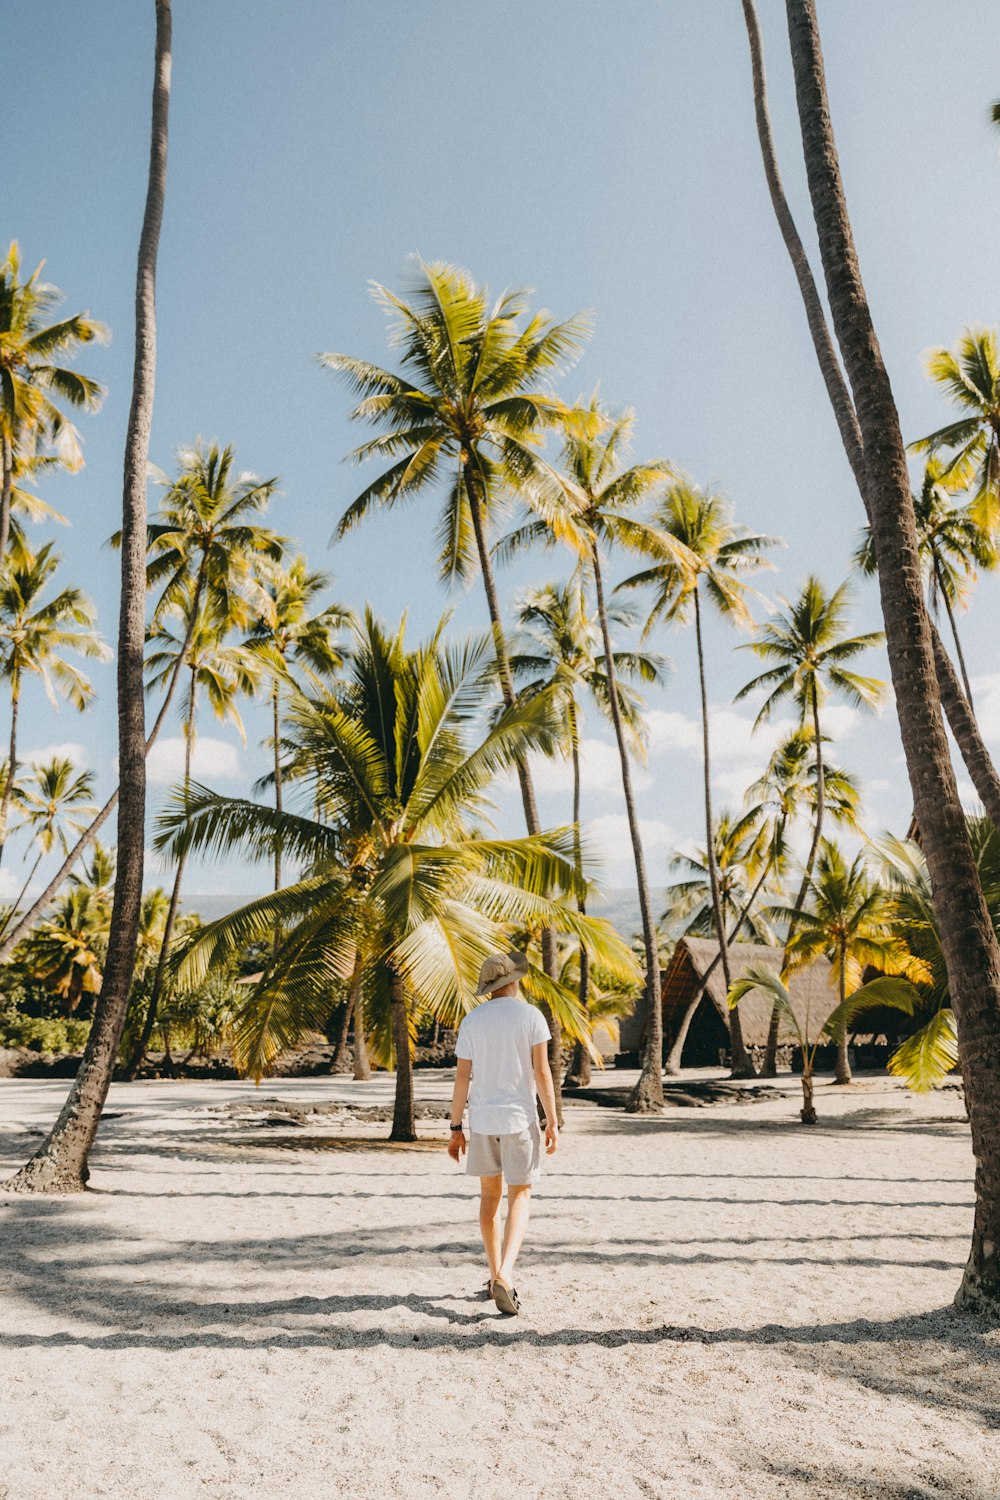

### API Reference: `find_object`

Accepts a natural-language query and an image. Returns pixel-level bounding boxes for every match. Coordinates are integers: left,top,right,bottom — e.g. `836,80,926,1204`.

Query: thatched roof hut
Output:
619,936,837,1067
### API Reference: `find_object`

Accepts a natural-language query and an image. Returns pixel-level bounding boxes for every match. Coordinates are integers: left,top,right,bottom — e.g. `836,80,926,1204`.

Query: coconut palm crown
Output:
321,260,593,584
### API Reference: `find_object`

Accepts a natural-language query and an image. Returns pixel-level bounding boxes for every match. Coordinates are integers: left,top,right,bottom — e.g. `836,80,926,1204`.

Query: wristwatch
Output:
450,1122,464,1132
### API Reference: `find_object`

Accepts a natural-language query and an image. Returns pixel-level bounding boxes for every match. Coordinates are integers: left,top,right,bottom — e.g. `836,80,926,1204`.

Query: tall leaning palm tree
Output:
740,0,1000,839
7,0,173,1194
322,261,593,1092
0,242,106,561
0,542,109,859
501,402,674,1111
783,0,1000,1312
157,614,636,1140
618,476,777,1076
510,574,665,1084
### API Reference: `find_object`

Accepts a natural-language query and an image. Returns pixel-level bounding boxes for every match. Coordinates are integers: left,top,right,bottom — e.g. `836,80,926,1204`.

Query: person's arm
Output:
532,1041,559,1154
447,1057,472,1162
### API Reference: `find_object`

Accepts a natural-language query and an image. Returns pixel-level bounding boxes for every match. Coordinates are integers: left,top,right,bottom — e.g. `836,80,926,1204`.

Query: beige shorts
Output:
465,1124,542,1185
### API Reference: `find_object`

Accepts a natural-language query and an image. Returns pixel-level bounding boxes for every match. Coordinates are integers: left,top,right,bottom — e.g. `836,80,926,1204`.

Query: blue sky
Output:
4,0,1000,905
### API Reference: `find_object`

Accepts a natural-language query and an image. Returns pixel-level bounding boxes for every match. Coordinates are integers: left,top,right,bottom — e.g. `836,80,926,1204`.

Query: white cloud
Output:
648,702,859,769
645,710,700,756
147,736,244,787
0,868,25,899
583,813,676,885
529,739,643,798
821,704,860,741
20,741,88,769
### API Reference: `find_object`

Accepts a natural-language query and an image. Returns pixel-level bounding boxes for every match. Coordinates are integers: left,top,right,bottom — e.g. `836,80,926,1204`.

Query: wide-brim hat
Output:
475,950,529,997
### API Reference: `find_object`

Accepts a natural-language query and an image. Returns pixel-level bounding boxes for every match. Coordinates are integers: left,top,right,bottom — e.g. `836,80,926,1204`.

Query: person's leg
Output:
496,1183,532,1286
478,1174,503,1283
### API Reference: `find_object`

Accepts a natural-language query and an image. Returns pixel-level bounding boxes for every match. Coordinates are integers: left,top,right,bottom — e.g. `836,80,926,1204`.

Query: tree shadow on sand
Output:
1,1196,998,1433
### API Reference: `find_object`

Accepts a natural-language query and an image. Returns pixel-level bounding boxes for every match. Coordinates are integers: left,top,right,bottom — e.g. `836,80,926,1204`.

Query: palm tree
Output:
5,0,173,1194
322,263,594,1090
20,885,108,1016
0,438,282,965
0,542,109,858
0,241,106,561
738,577,883,917
737,576,883,1072
500,403,675,1110
870,831,993,1093
509,574,665,1084
910,329,1000,532
157,614,637,1140
243,554,350,891
144,439,283,638
664,813,774,945
664,727,861,1076
777,841,929,1085
740,0,1000,840
7,451,68,550
3,757,97,928
125,598,259,1078
784,0,1000,1311
855,458,995,709
71,841,117,903
618,476,777,1075
729,961,920,1125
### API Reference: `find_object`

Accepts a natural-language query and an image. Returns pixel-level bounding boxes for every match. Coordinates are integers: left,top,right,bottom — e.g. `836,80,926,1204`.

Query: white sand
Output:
0,1070,997,1500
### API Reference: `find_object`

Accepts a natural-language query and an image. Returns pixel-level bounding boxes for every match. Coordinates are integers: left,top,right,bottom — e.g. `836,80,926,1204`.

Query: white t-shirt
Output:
455,995,552,1135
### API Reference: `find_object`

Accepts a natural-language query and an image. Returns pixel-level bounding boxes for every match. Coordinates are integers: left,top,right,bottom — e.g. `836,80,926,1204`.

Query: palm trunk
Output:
124,668,195,1079
763,687,826,1075
665,859,772,1074
389,966,415,1142
833,936,851,1085
693,590,753,1077
587,543,663,1112
933,557,975,711
0,590,197,965
931,628,1000,832
5,0,172,1193
565,699,592,1088
785,0,1000,1313
330,998,352,1074
0,682,21,866
800,1062,817,1125
351,973,371,1080
0,433,12,566
742,0,1000,837
273,680,283,891
464,461,563,1118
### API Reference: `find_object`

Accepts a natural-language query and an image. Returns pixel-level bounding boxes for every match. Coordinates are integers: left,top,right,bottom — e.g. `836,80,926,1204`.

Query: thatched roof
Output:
662,936,837,1046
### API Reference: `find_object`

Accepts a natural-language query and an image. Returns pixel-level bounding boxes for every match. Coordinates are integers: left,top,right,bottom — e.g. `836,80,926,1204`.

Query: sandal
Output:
491,1277,520,1316
483,1278,494,1299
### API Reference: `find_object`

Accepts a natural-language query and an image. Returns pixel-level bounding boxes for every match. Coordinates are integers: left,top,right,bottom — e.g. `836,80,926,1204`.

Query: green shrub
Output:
0,1015,91,1054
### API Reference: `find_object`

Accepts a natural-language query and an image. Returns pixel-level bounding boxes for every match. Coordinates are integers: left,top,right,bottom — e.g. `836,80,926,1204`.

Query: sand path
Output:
0,1072,996,1499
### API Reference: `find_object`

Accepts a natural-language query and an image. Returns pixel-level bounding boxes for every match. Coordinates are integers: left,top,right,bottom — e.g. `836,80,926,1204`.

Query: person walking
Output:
447,951,559,1316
